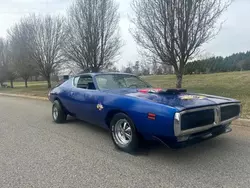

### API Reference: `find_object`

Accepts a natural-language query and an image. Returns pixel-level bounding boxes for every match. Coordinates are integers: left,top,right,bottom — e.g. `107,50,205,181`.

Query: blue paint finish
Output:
100,90,178,137
126,91,239,111
49,73,240,142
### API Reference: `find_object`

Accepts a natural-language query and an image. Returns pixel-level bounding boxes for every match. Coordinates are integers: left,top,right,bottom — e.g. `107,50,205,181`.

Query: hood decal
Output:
138,88,163,93
138,88,187,94
179,95,206,100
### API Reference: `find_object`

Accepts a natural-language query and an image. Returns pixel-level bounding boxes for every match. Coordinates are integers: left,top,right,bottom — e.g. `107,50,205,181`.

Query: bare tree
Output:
8,15,65,88
106,65,119,72
0,38,16,88
131,0,231,88
8,21,36,88
139,61,151,75
63,0,122,72
0,66,5,87
26,15,66,88
5,42,17,88
0,38,7,86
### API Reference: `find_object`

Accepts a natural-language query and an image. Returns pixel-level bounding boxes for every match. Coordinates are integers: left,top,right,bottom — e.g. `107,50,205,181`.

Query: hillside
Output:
0,71,249,119
143,71,250,119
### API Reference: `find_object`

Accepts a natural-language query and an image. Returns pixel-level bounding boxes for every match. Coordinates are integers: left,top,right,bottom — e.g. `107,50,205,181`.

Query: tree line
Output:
184,51,250,75
0,0,121,88
120,60,174,76
0,0,231,88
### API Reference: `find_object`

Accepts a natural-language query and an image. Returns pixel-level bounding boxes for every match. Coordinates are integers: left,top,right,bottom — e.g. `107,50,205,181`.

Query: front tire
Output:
52,100,67,123
110,113,139,153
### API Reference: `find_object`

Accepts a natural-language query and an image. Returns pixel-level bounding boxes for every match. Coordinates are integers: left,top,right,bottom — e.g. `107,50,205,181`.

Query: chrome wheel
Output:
53,105,59,120
113,119,132,146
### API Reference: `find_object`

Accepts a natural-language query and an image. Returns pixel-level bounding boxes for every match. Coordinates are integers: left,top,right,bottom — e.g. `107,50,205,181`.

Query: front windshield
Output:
95,74,151,90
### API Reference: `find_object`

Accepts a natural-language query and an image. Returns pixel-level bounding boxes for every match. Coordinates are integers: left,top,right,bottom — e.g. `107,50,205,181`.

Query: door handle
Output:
70,91,75,96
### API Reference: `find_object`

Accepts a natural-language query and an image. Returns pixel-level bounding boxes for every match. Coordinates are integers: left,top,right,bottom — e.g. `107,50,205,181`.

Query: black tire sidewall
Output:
52,100,66,123
110,113,139,153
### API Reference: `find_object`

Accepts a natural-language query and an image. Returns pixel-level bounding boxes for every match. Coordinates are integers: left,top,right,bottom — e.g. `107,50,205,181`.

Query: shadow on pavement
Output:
63,116,234,160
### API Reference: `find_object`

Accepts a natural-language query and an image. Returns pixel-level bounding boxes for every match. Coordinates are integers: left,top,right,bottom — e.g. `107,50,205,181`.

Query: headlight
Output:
174,112,181,136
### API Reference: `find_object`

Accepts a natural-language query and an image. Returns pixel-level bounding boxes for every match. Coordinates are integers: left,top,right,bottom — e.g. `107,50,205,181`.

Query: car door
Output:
70,75,103,124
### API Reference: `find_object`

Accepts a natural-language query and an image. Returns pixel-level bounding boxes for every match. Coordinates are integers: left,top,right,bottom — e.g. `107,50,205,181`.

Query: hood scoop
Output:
138,88,187,94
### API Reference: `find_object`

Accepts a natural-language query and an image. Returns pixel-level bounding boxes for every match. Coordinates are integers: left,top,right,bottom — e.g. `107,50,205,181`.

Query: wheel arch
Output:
105,109,129,128
105,109,145,139
106,109,146,149
54,97,63,106
53,97,71,115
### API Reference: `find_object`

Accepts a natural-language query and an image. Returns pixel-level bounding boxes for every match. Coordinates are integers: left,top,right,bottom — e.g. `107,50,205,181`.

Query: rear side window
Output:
76,76,96,90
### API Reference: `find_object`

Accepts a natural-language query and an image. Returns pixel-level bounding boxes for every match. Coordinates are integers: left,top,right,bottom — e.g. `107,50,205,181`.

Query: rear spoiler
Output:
139,88,187,94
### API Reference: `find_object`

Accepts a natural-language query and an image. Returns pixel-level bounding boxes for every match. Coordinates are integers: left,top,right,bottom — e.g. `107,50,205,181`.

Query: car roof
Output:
76,72,135,77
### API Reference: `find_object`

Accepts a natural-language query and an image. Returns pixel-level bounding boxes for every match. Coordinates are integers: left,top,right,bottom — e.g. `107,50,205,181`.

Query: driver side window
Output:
76,76,96,90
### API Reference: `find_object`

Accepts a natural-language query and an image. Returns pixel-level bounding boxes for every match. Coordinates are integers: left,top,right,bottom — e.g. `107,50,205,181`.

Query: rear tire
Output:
110,113,139,153
52,100,67,123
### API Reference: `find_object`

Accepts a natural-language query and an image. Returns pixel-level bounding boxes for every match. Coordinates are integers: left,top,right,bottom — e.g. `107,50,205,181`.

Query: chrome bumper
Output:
154,124,232,149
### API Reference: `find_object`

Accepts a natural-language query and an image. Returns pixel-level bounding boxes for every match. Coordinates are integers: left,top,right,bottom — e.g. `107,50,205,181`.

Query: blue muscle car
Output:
49,72,241,153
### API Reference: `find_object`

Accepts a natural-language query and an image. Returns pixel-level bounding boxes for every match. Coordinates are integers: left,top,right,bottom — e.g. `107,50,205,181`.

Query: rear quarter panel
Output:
49,79,74,114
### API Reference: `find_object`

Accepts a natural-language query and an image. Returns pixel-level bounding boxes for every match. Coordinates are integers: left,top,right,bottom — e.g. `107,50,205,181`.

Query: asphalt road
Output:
0,96,250,188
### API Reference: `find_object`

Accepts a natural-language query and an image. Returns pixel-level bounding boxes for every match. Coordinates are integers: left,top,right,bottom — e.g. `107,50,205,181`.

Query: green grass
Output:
12,81,48,87
0,71,249,118
143,71,250,119
0,81,50,97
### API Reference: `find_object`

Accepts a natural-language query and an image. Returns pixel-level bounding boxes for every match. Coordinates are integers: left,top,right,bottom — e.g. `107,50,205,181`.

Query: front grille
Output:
221,105,240,122
181,109,215,131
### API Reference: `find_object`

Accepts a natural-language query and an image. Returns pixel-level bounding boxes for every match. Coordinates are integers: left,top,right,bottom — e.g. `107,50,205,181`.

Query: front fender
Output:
103,94,177,138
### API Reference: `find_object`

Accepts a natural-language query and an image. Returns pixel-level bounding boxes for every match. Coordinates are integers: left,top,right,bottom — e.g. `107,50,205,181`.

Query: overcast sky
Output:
0,0,249,67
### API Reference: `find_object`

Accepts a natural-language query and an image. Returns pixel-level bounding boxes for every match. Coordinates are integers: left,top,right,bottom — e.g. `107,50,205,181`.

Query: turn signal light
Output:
148,113,156,120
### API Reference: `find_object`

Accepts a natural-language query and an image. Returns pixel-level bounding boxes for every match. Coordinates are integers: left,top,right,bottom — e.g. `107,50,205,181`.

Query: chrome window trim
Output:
174,103,241,136
72,76,79,87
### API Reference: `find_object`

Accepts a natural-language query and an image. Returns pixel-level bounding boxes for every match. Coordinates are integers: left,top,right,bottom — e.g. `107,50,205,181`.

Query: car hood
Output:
105,88,240,111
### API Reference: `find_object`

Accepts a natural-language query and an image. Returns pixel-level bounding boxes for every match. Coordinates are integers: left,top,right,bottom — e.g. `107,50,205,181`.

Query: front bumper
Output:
153,124,232,149
174,103,241,137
